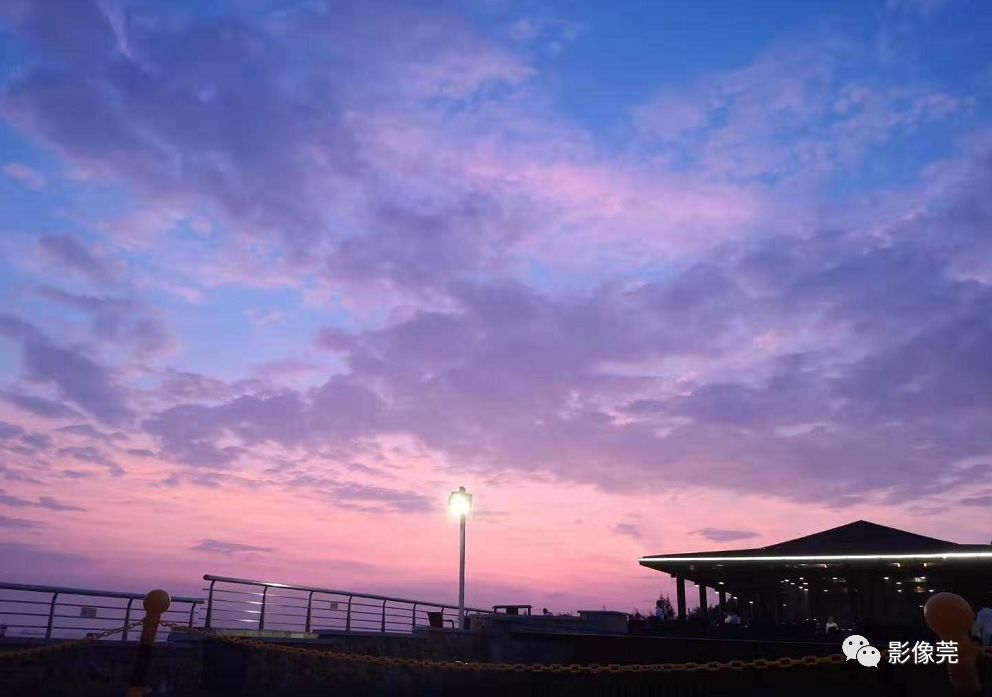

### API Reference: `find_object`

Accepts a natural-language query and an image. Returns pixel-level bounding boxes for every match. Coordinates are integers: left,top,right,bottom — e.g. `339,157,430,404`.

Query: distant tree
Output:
688,603,722,623
656,593,675,619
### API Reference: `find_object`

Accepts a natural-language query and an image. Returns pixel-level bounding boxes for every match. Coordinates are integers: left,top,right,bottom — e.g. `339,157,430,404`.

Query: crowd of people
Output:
629,593,992,646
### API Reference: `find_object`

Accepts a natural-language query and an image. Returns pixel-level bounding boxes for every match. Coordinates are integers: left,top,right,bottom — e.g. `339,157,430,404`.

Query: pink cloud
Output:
2,162,46,190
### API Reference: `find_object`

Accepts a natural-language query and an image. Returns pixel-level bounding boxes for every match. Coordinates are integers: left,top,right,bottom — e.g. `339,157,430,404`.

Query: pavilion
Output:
639,521,992,627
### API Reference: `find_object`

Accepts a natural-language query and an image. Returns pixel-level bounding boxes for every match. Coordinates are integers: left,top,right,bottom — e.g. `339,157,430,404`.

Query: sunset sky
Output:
0,0,990,615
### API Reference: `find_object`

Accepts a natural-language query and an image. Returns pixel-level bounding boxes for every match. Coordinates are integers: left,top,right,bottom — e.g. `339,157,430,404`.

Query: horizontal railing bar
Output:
0,582,202,604
210,600,264,608
246,601,308,609
208,589,265,598
254,611,308,620
46,613,142,620
203,588,262,597
0,623,50,629
210,618,259,624
203,575,489,613
38,603,133,612
250,591,311,599
3,626,167,634
0,609,197,621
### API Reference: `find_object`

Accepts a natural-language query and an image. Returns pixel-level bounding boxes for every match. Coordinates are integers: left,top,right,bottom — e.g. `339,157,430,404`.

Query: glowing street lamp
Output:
448,486,472,629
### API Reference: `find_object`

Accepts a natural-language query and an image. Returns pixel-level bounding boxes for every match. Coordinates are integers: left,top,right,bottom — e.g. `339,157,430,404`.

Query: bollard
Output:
127,589,170,697
924,592,981,696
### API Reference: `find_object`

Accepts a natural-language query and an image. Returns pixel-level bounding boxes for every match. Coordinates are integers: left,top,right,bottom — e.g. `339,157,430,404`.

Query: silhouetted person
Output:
975,605,992,646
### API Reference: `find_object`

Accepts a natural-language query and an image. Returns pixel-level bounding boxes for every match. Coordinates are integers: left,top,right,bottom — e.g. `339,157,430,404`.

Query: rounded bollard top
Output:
924,592,973,638
143,589,171,615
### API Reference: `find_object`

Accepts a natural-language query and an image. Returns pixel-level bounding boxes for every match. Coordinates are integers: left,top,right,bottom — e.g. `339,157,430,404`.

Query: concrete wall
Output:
0,640,202,697
0,627,984,696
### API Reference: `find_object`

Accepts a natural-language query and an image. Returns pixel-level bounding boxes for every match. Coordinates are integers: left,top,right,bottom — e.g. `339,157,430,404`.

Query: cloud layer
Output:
0,0,990,612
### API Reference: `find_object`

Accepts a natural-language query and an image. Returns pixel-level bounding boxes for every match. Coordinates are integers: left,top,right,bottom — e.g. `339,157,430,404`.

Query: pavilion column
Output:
880,577,892,621
698,584,707,621
847,571,860,622
676,575,687,622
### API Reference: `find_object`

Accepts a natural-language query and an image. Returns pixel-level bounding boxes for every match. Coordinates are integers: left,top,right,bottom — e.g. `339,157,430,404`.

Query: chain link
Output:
159,621,857,674
0,621,143,661
6,619,989,673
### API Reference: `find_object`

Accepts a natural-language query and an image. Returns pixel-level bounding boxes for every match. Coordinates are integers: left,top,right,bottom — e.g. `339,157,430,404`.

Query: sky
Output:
0,0,990,615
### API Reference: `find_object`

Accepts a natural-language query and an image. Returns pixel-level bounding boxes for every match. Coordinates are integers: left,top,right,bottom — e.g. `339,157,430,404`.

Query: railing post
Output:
127,589,170,697
187,602,196,628
381,600,387,632
205,580,215,629
305,591,314,633
411,603,417,631
45,592,58,639
259,586,268,631
123,598,134,642
346,596,352,632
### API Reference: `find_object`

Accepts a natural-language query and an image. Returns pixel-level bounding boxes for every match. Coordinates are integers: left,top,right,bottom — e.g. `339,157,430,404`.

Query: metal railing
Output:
0,582,203,641
202,574,492,635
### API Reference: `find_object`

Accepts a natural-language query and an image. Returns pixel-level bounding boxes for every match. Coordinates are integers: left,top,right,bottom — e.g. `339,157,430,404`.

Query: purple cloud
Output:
325,482,434,514
0,420,51,453
192,539,274,556
0,316,133,425
35,287,173,356
37,235,115,285
0,0,990,607
0,488,85,512
0,514,44,530
131,149,992,507
614,523,642,540
692,528,760,543
0,391,83,420
56,446,125,476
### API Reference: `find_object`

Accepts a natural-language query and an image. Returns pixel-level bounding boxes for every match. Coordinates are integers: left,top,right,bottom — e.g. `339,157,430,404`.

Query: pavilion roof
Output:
639,520,992,565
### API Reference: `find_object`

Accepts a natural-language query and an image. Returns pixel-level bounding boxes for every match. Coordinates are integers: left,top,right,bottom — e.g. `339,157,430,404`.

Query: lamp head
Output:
448,486,472,518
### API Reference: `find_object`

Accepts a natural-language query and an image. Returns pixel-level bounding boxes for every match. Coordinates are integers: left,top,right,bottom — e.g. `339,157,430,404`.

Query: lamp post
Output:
448,486,472,630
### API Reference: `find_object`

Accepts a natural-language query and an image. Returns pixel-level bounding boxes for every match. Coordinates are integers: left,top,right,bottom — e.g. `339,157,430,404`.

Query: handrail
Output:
203,575,490,614
0,581,204,641
0,582,203,604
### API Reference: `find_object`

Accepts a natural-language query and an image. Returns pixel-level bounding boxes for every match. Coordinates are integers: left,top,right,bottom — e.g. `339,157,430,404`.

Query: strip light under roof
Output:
639,552,992,563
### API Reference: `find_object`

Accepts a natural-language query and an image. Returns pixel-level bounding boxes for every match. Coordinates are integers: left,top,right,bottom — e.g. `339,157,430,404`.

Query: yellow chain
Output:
159,621,854,674
8,619,988,673
0,621,143,661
